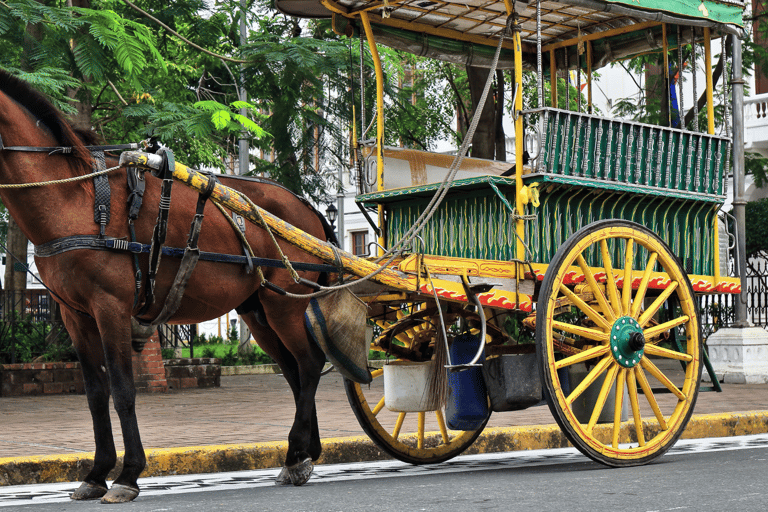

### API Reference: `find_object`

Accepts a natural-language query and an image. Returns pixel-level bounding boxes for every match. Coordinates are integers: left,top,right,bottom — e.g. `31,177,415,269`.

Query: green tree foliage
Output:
745,197,768,258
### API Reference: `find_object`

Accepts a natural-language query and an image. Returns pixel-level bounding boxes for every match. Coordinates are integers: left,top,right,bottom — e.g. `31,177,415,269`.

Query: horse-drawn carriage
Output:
0,0,746,502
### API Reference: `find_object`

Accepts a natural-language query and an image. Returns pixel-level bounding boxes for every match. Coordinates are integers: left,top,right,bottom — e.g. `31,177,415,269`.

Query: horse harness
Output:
2,141,338,325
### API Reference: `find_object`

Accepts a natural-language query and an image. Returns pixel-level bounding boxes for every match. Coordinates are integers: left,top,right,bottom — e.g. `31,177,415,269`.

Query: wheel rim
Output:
345,366,486,465
538,222,701,465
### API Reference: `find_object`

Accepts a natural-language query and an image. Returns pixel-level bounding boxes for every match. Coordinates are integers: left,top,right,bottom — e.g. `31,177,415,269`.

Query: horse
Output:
0,69,333,502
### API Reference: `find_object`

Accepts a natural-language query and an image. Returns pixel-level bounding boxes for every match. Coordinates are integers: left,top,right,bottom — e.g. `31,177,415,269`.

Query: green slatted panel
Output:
385,187,518,261
532,108,730,197
528,183,718,275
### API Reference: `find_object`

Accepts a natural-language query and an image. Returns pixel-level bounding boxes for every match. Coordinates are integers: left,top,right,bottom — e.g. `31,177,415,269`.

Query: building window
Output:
351,231,369,256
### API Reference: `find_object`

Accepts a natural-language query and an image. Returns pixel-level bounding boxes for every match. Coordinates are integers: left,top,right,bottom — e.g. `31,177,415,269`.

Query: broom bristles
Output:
424,328,448,410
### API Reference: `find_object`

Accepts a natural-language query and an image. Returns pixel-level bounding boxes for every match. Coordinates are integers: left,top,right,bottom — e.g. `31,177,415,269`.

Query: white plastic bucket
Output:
383,361,439,412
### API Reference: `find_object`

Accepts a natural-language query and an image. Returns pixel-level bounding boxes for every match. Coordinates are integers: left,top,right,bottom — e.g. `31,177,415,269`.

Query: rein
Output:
0,133,139,155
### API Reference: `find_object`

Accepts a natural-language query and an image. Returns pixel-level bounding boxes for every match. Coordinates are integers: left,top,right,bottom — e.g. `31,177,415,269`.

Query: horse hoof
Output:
275,466,292,486
287,457,313,486
100,483,140,503
70,481,108,500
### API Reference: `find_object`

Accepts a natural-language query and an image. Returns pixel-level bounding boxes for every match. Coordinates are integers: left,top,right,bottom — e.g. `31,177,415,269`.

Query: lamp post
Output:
326,203,338,240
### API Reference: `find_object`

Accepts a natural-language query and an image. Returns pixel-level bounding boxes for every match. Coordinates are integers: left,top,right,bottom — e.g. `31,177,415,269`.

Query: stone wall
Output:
1,362,84,396
164,358,221,390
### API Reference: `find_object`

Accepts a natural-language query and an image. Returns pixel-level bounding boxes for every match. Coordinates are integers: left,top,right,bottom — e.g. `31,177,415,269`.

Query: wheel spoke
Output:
566,356,613,405
626,369,646,447
612,368,627,448
630,252,659,319
644,344,694,362
643,315,689,340
372,396,386,416
417,412,426,449
638,282,678,327
392,412,405,440
586,362,619,433
552,321,609,342
576,254,616,322
436,410,449,443
622,238,634,316
640,358,686,401
559,284,612,331
600,239,622,318
555,345,610,370
635,366,668,430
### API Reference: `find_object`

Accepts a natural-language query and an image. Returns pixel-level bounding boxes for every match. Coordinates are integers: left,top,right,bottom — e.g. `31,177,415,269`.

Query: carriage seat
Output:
363,145,531,193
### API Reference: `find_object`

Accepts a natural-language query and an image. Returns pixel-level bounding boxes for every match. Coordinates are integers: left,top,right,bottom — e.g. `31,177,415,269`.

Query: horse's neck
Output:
0,153,95,245
0,95,97,245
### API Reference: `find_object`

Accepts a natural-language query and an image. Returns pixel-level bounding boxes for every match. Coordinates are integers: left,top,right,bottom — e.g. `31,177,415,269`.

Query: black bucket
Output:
482,353,542,412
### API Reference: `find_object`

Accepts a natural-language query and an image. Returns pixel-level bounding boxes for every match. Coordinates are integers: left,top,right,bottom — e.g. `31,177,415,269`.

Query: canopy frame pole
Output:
359,11,386,255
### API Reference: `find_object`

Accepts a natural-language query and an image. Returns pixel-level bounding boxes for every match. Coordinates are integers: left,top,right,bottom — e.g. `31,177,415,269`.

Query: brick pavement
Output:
1,372,767,460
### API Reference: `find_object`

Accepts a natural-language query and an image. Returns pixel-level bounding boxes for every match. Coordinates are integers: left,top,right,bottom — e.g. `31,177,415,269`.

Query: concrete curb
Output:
1,410,766,487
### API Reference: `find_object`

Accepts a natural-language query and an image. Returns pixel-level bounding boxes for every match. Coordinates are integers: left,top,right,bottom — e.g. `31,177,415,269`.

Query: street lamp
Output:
325,203,338,230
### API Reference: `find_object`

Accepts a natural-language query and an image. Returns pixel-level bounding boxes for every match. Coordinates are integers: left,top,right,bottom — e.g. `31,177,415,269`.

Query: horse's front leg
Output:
66,302,146,503
64,313,116,501
98,312,146,503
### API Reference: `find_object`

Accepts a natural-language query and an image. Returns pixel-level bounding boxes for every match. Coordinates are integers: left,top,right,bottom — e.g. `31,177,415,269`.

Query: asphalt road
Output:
3,434,767,512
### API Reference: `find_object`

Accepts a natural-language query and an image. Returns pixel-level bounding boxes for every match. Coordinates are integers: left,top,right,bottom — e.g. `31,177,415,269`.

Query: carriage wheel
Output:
344,368,487,465
536,220,701,467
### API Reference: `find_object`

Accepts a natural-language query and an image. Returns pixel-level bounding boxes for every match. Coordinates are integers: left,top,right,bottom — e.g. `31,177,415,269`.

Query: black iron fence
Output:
699,252,768,339
157,324,197,358
0,290,72,364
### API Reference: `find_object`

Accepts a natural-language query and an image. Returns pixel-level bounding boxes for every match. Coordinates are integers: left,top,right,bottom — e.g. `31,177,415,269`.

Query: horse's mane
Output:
0,69,93,175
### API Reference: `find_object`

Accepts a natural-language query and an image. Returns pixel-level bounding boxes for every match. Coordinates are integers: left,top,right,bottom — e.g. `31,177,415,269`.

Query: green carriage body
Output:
359,109,732,285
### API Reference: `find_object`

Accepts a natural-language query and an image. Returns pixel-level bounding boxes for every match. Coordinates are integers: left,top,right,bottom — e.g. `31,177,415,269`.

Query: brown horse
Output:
0,70,332,502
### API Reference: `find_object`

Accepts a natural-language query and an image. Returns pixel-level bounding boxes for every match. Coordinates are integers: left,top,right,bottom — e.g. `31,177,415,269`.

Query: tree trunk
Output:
3,216,28,318
466,65,498,159
67,0,93,132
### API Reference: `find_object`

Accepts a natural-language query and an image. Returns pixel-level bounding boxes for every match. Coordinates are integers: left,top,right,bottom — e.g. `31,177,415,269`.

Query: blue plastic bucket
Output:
445,333,489,430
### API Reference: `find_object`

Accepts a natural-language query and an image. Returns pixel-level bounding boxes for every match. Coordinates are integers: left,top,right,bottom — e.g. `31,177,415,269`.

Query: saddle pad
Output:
304,289,372,384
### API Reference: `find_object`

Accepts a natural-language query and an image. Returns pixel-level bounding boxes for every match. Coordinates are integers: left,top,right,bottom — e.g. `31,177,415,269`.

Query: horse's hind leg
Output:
242,310,325,485
62,313,115,501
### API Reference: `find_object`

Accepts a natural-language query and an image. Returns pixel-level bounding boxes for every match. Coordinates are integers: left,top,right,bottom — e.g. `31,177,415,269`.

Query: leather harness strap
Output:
136,148,174,317
33,235,337,273
92,151,111,238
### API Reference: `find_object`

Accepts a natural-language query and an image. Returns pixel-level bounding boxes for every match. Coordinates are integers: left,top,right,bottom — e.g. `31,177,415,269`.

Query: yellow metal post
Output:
359,12,386,254
514,29,525,261
704,27,715,135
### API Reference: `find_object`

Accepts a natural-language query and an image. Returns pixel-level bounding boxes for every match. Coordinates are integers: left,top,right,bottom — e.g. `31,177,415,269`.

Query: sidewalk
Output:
1,372,767,484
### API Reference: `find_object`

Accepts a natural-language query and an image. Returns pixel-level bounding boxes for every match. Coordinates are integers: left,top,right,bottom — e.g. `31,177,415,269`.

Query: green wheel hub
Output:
610,316,645,368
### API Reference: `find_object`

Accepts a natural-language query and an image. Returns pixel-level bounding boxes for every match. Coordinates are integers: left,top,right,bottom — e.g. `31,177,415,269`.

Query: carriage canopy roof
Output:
276,0,746,68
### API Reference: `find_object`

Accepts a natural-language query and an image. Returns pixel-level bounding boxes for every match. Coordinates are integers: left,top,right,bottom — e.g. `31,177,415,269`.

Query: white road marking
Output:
1,433,766,507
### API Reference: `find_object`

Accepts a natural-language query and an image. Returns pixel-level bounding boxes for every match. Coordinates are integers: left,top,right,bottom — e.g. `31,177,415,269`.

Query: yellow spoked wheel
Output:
344,367,487,465
536,220,701,467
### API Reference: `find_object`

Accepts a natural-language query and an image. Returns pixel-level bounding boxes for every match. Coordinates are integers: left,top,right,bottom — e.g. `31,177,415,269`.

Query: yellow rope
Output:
0,165,122,189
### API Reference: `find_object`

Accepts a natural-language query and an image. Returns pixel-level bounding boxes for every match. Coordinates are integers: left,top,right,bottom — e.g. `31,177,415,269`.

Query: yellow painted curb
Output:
1,410,766,487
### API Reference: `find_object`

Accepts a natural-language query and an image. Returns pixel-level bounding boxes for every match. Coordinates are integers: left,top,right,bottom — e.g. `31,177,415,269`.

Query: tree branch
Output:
120,0,247,64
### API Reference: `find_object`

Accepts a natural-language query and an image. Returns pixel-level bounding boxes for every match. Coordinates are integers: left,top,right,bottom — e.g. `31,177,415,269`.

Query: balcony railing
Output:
745,93,768,156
